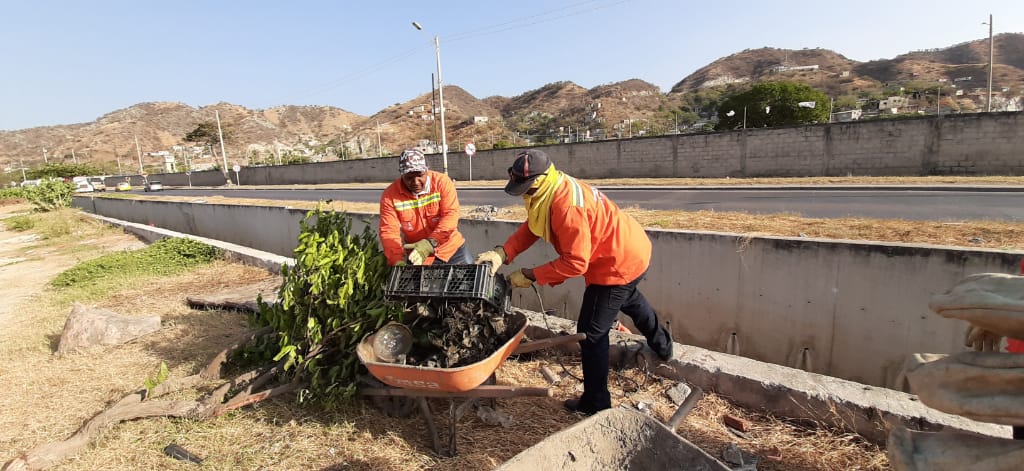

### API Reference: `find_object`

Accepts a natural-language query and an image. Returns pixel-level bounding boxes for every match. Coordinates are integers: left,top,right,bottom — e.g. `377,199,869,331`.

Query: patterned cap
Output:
398,149,428,174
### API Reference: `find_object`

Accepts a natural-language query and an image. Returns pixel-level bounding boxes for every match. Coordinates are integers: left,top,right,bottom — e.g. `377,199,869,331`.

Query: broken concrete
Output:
56,303,161,355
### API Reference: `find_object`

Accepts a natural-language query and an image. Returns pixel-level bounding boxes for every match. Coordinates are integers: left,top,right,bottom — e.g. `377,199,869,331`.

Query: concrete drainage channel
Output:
90,213,1011,463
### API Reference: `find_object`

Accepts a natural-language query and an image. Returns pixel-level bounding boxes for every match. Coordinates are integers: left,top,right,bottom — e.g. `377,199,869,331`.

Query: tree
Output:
27,162,103,180
716,81,830,130
185,122,232,149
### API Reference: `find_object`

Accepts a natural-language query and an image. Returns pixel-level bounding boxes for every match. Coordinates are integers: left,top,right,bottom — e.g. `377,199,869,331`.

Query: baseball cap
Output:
505,149,552,196
398,149,428,174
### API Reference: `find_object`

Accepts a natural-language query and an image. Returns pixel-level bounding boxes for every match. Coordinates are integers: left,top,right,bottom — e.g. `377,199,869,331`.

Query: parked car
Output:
144,180,163,192
73,181,94,193
116,181,132,192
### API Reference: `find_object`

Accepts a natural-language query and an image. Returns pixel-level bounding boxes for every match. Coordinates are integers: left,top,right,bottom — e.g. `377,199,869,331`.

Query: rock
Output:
666,382,692,406
56,303,161,355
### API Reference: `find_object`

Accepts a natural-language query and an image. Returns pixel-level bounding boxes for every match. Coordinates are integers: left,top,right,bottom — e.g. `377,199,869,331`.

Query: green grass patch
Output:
51,237,222,289
4,214,35,231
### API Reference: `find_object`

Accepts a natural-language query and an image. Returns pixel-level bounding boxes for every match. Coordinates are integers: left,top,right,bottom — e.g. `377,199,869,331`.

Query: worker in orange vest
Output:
379,149,470,266
476,149,674,415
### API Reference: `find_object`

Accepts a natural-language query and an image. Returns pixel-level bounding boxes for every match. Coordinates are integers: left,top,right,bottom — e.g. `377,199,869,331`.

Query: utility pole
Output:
134,133,144,174
377,120,383,157
71,148,78,164
937,86,942,115
985,14,994,112
42,149,48,164
19,159,26,182
431,73,438,148
215,110,229,184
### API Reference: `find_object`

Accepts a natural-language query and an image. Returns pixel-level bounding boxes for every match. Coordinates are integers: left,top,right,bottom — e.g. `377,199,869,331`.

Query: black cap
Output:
504,149,552,196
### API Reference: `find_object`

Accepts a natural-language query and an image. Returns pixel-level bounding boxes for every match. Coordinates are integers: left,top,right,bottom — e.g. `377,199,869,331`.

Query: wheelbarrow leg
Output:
417,398,442,456
446,397,479,457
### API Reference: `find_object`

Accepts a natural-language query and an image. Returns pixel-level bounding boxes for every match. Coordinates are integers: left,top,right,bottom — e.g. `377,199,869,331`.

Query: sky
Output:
2,0,1022,131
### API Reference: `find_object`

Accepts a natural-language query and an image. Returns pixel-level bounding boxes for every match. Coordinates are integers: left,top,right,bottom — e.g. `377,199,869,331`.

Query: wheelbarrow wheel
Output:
373,396,419,418
358,374,420,418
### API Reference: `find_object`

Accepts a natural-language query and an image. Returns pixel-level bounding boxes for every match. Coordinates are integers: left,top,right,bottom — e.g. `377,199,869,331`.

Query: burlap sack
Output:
903,351,1024,425
929,273,1024,339
887,424,1024,471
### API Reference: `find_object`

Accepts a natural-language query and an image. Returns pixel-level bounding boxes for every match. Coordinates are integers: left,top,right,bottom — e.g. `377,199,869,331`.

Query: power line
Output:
271,0,633,104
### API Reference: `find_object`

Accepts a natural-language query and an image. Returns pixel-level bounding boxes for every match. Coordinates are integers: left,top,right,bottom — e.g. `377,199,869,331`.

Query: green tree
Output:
185,122,232,149
27,163,103,180
716,81,830,130
834,95,860,112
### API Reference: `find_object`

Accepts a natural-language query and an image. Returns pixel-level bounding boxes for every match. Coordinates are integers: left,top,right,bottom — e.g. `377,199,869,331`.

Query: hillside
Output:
2,34,1022,173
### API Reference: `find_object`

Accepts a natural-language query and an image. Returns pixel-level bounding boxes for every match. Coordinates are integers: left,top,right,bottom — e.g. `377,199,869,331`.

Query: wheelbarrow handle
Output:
513,333,586,355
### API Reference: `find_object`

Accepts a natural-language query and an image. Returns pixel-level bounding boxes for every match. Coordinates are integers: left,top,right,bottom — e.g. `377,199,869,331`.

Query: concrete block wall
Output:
137,112,1023,186
75,197,1024,389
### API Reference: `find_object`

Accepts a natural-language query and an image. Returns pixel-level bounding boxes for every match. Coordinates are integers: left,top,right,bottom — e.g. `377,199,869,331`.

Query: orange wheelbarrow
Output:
356,310,586,456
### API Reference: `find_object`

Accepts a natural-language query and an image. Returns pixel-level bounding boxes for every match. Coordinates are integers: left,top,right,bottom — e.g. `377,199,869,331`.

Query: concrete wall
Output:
75,197,1024,389
138,112,1024,186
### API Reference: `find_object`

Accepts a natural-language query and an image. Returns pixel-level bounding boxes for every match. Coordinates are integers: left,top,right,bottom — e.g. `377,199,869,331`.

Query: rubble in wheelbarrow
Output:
401,299,513,368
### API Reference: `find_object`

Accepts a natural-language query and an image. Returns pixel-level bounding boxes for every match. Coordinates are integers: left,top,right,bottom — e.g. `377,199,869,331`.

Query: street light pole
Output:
215,110,230,184
983,14,994,112
133,133,144,174
413,21,448,175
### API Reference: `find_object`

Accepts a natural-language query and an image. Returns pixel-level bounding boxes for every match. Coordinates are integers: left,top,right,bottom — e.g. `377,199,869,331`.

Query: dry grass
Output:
130,191,1024,251
2,299,890,470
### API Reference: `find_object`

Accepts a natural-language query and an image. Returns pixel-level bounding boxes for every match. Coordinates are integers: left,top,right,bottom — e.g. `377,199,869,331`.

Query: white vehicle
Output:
74,181,94,193
88,177,106,192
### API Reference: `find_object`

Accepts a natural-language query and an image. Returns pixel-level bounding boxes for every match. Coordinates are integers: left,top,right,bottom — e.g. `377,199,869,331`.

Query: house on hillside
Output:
472,116,489,124
832,110,863,122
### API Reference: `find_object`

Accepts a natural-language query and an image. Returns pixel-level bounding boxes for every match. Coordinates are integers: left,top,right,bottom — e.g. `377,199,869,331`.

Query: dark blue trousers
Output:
576,271,671,412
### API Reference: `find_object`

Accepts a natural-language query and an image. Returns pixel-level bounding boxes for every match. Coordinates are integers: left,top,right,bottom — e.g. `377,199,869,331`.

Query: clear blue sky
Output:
2,0,1021,131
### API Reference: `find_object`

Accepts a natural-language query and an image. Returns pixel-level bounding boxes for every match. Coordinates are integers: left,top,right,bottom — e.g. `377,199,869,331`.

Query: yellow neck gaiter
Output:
522,164,563,242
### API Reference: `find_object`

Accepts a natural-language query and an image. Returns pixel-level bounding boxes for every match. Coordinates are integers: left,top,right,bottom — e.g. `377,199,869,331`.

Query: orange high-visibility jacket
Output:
379,171,465,265
502,175,651,286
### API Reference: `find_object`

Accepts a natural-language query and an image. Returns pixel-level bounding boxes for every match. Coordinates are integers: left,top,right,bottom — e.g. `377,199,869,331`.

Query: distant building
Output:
472,116,489,124
879,96,909,110
832,110,863,122
772,64,820,73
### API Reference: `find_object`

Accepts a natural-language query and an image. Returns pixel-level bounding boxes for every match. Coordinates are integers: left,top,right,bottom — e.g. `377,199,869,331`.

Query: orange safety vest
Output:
379,170,465,265
503,175,651,286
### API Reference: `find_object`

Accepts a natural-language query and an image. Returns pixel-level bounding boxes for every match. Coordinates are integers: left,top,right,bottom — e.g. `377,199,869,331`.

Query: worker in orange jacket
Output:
379,149,471,266
475,149,675,415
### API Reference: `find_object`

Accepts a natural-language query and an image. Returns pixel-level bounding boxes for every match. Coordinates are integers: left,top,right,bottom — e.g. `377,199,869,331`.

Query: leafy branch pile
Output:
254,206,403,404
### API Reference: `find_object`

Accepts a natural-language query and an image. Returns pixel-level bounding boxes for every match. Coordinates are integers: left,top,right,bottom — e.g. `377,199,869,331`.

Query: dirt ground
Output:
0,203,890,470
0,206,145,326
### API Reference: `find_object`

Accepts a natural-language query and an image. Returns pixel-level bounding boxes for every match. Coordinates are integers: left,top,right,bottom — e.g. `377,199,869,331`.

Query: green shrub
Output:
0,187,27,202
51,237,222,288
3,214,35,231
24,180,75,211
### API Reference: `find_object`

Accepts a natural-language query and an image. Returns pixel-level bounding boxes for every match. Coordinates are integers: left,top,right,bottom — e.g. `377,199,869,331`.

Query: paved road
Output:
156,186,1024,222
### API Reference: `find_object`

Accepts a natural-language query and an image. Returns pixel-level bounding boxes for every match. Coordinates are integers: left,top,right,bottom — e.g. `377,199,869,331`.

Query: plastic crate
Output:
384,264,510,312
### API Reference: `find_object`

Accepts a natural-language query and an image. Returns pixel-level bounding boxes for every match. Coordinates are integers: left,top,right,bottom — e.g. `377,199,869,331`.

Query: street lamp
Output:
982,14,994,112
412,21,449,175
